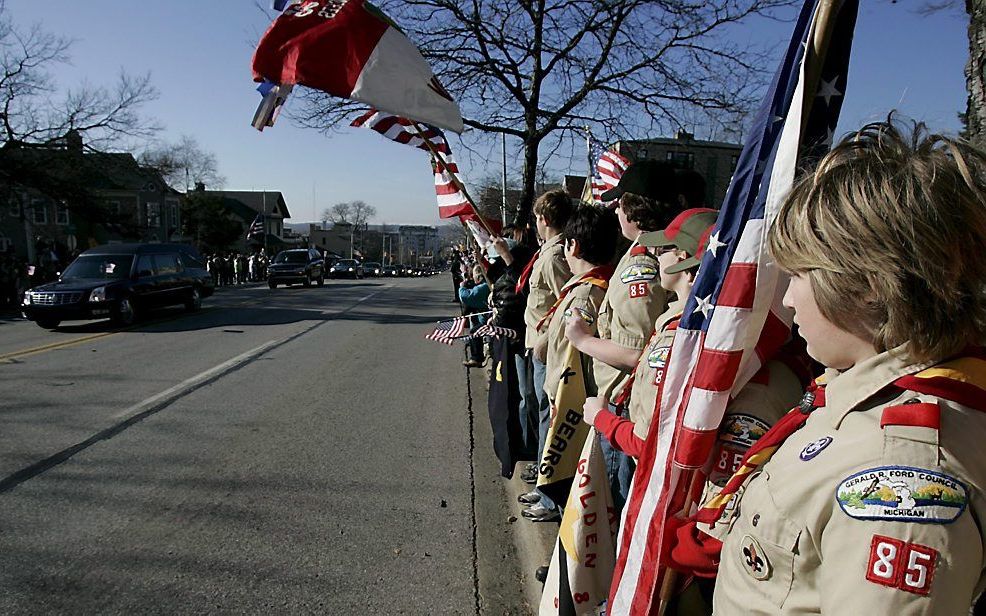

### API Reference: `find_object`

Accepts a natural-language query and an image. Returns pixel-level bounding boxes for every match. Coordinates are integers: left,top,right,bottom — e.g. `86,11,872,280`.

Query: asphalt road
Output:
0,276,528,615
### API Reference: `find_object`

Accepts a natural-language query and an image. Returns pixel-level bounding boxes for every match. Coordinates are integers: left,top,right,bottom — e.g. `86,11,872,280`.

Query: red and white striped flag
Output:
351,109,451,155
425,316,468,344
609,2,858,613
434,151,473,219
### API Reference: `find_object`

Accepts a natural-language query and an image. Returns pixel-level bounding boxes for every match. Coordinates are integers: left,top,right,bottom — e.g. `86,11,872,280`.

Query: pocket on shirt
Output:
733,471,802,609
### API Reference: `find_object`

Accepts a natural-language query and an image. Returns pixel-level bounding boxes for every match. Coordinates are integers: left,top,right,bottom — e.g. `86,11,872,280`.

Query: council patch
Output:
718,414,770,449
620,263,657,284
836,466,968,524
647,344,670,369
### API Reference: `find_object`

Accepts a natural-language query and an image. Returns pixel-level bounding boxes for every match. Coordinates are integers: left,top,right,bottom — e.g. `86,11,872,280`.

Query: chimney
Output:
194,182,206,192
65,129,83,152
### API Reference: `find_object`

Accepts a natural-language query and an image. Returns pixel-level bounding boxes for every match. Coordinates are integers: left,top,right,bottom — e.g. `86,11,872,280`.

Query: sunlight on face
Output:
783,273,877,370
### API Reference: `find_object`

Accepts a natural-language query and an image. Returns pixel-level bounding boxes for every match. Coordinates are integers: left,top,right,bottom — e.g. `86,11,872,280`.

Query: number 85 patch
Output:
628,281,648,298
866,535,938,595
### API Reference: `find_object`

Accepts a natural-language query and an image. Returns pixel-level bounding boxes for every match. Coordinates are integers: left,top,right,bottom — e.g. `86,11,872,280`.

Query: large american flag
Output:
351,108,472,219
609,1,858,613
588,135,630,204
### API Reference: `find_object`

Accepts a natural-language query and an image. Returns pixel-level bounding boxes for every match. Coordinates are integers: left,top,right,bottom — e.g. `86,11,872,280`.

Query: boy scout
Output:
565,160,682,508
518,191,574,509
697,119,986,614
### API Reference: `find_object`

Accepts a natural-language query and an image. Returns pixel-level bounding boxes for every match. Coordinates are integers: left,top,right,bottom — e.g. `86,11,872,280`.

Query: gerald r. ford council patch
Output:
836,466,968,524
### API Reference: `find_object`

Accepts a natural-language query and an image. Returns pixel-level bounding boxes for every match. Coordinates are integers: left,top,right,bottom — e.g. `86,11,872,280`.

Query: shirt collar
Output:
826,344,934,429
541,233,564,253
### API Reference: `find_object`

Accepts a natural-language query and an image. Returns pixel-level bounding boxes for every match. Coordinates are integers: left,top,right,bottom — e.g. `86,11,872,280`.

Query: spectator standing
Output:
458,264,490,368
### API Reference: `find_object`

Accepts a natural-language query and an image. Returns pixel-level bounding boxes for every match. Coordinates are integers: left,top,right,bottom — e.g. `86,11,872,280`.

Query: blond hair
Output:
769,116,986,364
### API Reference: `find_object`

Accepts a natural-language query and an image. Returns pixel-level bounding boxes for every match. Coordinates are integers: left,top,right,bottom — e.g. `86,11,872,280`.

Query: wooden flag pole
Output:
407,122,498,238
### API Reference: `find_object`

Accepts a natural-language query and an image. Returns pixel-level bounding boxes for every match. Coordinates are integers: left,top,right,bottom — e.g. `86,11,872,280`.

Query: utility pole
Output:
501,133,508,225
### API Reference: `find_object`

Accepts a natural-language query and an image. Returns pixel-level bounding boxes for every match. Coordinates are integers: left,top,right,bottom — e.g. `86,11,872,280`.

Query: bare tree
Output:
322,202,352,224
140,135,226,191
293,0,796,224
0,1,158,225
0,1,158,149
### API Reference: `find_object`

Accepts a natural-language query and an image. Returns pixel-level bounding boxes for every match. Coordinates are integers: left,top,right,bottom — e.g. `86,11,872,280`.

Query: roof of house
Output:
199,191,290,220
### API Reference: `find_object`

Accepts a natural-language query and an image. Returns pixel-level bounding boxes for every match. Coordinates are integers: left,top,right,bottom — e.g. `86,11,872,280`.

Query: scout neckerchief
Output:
514,251,539,294
534,264,615,332
696,377,827,526
612,314,683,409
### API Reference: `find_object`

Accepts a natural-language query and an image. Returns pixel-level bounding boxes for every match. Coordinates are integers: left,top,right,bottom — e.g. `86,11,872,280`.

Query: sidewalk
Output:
472,366,556,614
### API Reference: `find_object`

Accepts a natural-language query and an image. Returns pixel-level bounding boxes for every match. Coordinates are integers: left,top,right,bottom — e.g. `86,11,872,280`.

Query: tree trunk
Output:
967,0,986,147
515,138,540,229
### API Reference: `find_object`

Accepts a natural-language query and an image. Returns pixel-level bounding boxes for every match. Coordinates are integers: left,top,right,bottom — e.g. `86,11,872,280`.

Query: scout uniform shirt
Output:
523,234,571,349
626,298,685,443
594,242,667,399
712,347,986,615
542,272,607,402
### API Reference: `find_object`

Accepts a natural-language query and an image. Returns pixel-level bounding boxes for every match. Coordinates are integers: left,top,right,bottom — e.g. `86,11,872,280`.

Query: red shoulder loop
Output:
881,402,941,430
630,245,649,256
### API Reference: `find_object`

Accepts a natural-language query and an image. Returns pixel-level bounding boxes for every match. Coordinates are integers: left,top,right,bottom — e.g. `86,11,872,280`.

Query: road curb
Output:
505,461,557,613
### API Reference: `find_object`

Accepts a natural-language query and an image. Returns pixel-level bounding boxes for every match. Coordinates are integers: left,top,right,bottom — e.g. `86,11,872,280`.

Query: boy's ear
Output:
569,238,582,258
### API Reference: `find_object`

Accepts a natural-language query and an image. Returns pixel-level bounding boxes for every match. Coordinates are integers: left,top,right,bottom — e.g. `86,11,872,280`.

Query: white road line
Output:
111,339,280,420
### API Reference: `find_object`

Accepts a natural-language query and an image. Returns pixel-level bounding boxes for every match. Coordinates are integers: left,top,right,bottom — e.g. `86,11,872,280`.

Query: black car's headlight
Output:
89,286,107,302
22,292,32,306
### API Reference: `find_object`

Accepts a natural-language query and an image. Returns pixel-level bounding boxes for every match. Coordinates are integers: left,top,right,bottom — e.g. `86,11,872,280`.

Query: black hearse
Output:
21,243,214,330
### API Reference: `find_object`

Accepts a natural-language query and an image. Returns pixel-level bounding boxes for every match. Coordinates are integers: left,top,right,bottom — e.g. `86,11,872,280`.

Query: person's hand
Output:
460,280,469,288
565,312,592,346
491,236,510,258
534,336,548,363
583,396,608,426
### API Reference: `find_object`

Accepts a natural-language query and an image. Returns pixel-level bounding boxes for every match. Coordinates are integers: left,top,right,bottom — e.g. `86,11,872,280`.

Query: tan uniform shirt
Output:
712,348,986,615
524,234,571,349
594,242,667,399
543,274,606,402
626,299,685,441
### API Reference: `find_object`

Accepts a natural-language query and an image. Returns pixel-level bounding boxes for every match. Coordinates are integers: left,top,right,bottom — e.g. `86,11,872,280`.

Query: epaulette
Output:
881,399,941,430
630,245,652,257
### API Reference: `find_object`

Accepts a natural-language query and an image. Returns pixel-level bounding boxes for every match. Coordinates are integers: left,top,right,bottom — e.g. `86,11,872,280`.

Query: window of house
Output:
639,148,649,159
31,199,48,225
56,202,70,225
108,200,121,216
146,202,161,228
0,235,10,252
169,204,179,229
730,155,740,170
666,151,695,169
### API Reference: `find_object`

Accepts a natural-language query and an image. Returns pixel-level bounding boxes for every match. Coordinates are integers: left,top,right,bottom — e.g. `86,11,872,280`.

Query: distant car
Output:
381,266,398,277
363,261,383,277
268,248,324,288
21,243,214,330
329,259,364,279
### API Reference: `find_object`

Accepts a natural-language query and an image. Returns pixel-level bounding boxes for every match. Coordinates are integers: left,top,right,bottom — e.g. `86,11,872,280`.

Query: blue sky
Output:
5,1,970,225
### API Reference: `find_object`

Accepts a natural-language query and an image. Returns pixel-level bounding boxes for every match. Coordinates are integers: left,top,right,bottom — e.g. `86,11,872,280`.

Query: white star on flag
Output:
693,295,714,318
816,77,842,105
706,232,726,257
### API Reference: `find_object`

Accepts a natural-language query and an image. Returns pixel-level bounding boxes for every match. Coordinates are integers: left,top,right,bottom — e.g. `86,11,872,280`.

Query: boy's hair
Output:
533,189,574,230
768,116,986,363
563,205,619,266
472,264,485,279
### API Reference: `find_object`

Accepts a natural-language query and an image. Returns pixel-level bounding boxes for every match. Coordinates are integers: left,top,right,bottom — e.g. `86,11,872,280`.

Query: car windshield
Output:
335,260,357,267
275,251,308,264
365,262,381,268
61,255,134,280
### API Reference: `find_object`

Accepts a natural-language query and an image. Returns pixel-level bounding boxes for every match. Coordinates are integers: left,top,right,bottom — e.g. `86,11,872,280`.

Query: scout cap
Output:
639,208,718,274
600,160,678,204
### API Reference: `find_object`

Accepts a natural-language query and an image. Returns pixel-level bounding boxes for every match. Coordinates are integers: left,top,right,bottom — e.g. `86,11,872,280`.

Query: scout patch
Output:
628,281,648,298
740,535,771,580
563,306,595,326
836,466,968,523
866,535,938,595
709,414,771,486
799,436,833,461
620,263,657,284
647,344,670,369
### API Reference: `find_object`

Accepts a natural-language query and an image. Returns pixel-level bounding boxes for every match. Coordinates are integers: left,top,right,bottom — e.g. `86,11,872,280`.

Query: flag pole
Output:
407,122,497,238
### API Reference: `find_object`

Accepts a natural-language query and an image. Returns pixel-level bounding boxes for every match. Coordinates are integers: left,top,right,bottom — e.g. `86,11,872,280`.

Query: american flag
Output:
351,109,451,155
350,108,471,219
425,316,468,344
467,323,517,341
587,135,630,204
246,214,265,239
608,2,858,614
271,0,300,10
